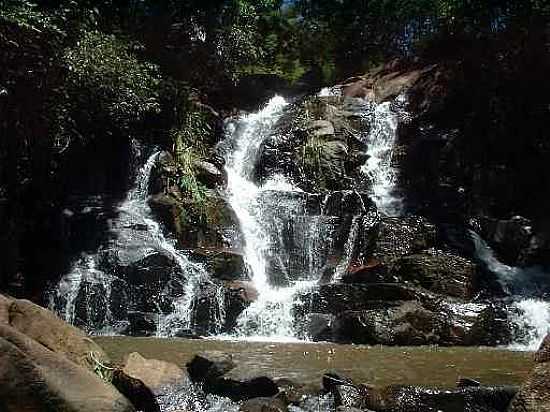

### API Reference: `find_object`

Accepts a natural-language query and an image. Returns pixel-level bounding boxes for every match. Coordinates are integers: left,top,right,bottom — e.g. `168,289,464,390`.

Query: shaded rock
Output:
188,281,232,335
342,259,397,284
124,311,157,336
112,369,160,412
194,160,227,188
6,297,109,370
224,281,258,330
363,383,517,412
206,376,280,402
343,79,371,99
186,248,247,281
508,333,550,411
319,299,513,346
0,293,12,323
301,313,334,341
275,378,309,406
477,215,550,267
240,396,288,412
331,301,446,345
392,249,478,299
442,301,514,346
123,352,188,395
308,120,335,137
296,283,427,315
322,372,363,409
0,324,134,412
148,193,185,235
187,351,235,383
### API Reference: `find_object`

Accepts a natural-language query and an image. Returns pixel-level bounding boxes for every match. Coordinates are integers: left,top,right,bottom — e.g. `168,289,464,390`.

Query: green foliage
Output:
63,30,160,131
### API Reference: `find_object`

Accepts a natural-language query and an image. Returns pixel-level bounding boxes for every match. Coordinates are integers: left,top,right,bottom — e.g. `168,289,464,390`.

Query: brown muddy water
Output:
95,337,533,390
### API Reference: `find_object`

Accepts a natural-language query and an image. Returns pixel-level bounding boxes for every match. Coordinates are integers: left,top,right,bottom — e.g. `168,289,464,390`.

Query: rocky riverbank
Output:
1,293,548,412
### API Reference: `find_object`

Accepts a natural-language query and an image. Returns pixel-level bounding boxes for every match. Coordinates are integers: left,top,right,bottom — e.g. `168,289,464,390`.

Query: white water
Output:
224,96,318,341
360,97,404,216
50,150,215,336
470,230,550,350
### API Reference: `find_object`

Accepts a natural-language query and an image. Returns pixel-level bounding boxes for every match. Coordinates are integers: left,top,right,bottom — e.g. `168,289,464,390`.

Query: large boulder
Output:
331,301,449,345
0,324,134,412
123,352,188,395
185,248,248,281
6,297,109,370
367,216,437,264
508,334,550,411
187,351,236,383
362,383,517,412
392,249,478,299
240,396,288,412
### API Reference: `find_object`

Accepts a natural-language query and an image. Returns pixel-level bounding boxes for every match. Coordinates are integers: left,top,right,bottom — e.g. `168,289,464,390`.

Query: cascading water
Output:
49,147,216,336
470,230,550,350
359,95,405,216
223,96,316,340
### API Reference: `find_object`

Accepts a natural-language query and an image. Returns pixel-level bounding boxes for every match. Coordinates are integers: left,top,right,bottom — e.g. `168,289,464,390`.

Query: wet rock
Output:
331,301,447,345
187,351,236,383
188,281,230,335
297,283,427,315
302,313,334,341
124,311,157,336
194,160,227,188
123,352,188,395
342,259,397,284
149,193,185,235
322,372,363,409
392,249,478,299
275,378,309,406
240,396,288,412
206,375,280,402
148,151,177,195
313,299,513,346
224,281,258,330
368,216,437,264
112,369,160,412
186,248,248,281
0,324,134,412
308,120,335,137
477,215,549,267
362,383,517,412
508,333,550,411
442,301,514,346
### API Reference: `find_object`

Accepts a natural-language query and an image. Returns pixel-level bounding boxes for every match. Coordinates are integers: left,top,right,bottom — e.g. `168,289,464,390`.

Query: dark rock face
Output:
508,333,550,411
399,27,550,240
392,249,478,299
187,352,236,383
148,151,241,251
368,216,437,264
239,397,289,412
185,248,248,281
255,95,370,193
187,352,279,402
298,285,515,345
112,369,160,412
363,384,517,412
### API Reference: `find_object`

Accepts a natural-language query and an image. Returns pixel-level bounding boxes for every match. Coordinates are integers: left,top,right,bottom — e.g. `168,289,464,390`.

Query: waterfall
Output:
49,148,214,336
470,230,550,350
223,96,320,341
359,96,405,216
